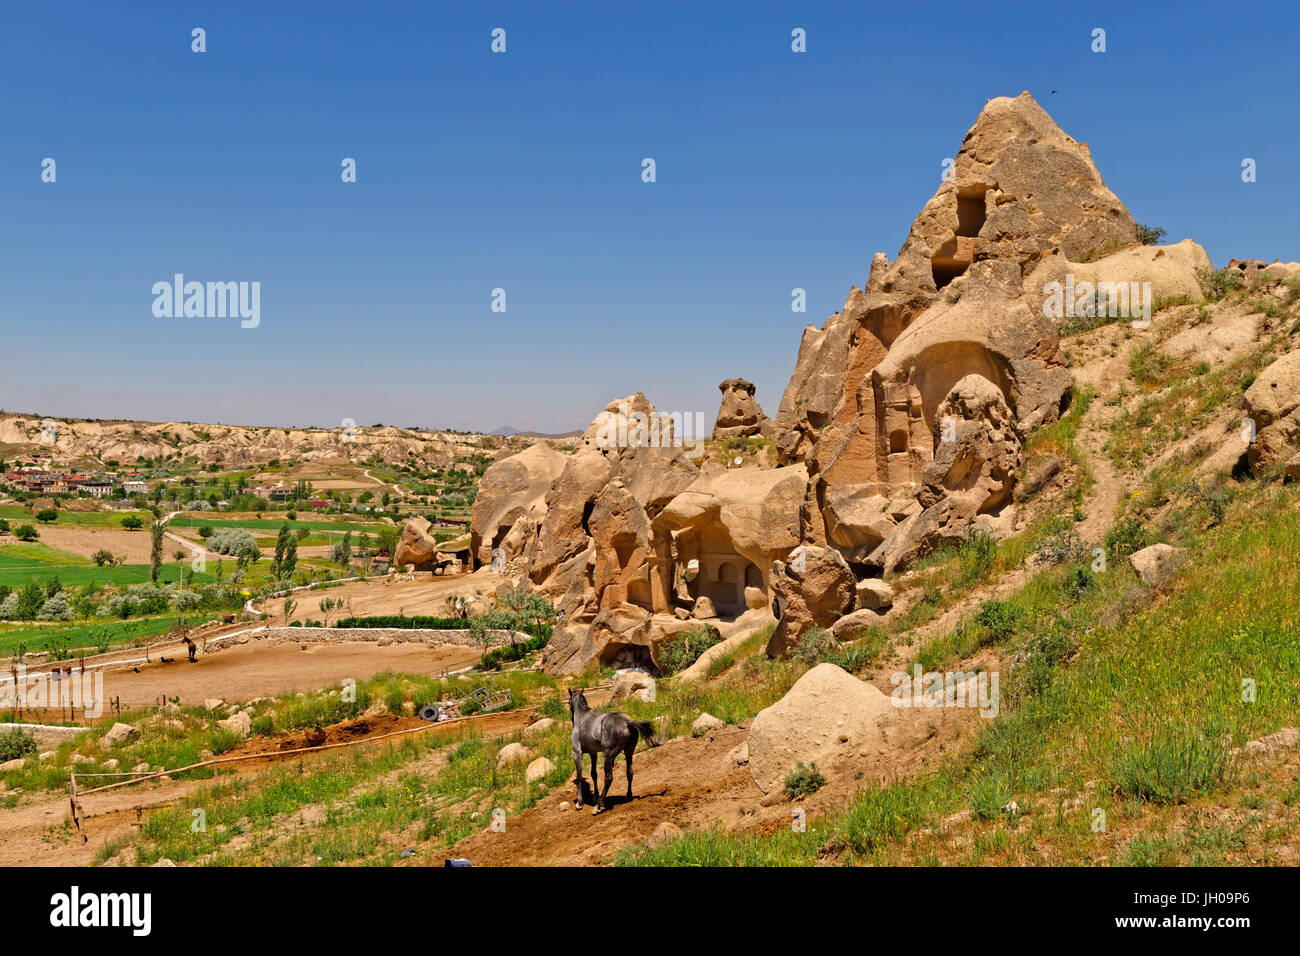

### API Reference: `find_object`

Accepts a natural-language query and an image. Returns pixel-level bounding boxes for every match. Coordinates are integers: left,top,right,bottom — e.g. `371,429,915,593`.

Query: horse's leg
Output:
590,752,599,796
596,748,615,814
572,750,584,808
624,737,636,798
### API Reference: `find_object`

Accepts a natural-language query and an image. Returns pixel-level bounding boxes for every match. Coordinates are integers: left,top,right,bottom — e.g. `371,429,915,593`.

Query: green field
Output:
0,505,151,528
0,614,192,658
0,543,214,588
170,516,392,535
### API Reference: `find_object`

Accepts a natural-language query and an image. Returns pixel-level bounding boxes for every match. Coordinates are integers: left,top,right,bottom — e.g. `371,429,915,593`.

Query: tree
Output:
92,549,114,567
270,521,291,580
35,509,58,524
319,596,338,626
282,596,298,625
121,515,144,531
332,531,352,569
150,519,165,583
198,525,213,539
0,519,9,535
282,535,298,580
14,524,39,542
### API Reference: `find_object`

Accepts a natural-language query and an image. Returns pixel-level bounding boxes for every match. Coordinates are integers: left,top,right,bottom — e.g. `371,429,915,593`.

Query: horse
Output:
568,688,659,814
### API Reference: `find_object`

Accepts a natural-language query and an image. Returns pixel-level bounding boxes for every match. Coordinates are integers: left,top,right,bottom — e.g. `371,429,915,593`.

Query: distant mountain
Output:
491,426,583,439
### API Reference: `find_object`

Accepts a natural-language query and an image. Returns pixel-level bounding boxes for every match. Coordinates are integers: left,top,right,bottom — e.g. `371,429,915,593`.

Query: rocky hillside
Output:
0,413,544,470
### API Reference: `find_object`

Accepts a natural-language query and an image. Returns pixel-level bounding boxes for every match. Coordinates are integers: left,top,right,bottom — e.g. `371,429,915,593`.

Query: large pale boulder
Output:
393,516,440,571
525,756,555,785
765,546,856,657
747,663,896,794
102,722,139,747
1244,351,1300,474
217,711,251,739
496,742,530,767
712,378,774,441
1129,543,1184,587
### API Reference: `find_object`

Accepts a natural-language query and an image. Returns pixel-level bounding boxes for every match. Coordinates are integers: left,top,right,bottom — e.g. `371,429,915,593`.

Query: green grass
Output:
170,517,392,534
0,614,191,658
618,478,1300,865
0,548,214,589
0,505,152,528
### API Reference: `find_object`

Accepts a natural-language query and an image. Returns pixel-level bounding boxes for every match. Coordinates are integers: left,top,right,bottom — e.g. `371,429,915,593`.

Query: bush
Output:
956,528,997,587
35,509,59,524
1195,266,1243,301
1135,223,1166,245
973,599,1025,644
783,762,826,800
14,524,39,542
1105,517,1149,561
791,626,838,667
657,625,723,674
0,728,37,762
120,515,144,531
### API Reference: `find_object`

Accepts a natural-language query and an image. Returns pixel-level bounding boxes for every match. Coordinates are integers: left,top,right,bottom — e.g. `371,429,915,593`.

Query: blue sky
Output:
2,1,1296,433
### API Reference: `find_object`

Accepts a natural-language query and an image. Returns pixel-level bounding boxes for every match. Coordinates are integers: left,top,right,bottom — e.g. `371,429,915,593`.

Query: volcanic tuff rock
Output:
466,92,1245,674
1244,350,1300,474
747,663,896,794
775,91,1138,570
712,378,774,441
765,546,857,657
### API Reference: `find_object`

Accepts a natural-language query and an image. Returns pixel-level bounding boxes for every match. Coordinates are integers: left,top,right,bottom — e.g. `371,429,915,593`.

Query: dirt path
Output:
86,639,483,708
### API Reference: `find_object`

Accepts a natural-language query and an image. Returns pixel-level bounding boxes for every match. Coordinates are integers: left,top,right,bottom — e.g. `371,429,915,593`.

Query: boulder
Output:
648,821,683,847
103,722,139,747
523,717,557,740
0,757,24,771
525,756,555,785
727,741,749,767
765,546,856,657
1129,543,1184,587
1244,351,1300,474
830,608,886,641
712,378,774,441
747,663,896,794
744,586,768,610
394,516,440,571
203,699,224,712
691,713,725,736
217,711,252,739
691,595,717,620
609,671,656,704
855,578,895,610
496,742,530,767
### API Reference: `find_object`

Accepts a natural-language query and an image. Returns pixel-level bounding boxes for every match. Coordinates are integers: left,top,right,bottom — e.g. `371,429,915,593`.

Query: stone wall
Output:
206,627,519,651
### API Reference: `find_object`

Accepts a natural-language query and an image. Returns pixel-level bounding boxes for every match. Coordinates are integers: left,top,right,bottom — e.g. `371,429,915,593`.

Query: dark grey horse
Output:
568,688,659,814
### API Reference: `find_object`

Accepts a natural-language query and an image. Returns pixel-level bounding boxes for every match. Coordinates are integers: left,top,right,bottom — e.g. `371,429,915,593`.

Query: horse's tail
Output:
630,720,660,748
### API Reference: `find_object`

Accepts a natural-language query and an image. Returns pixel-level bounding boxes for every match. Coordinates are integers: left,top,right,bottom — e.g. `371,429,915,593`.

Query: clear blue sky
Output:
2,1,1296,433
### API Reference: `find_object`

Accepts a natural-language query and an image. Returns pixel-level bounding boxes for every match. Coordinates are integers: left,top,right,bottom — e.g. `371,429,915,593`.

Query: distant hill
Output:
491,426,583,439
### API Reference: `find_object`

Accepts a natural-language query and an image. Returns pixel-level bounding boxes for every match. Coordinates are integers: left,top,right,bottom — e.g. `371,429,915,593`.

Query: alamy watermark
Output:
593,402,707,459
152,274,260,328
1042,275,1152,329
890,664,999,718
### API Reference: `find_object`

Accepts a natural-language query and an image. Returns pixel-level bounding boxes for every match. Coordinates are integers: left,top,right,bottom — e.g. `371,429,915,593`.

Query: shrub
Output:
973,599,1025,644
35,509,58,524
956,529,997,587
657,625,723,674
1135,224,1166,245
1195,266,1243,301
791,626,838,667
783,762,826,800
1105,517,1149,561
0,728,37,762
120,515,144,531
14,524,39,542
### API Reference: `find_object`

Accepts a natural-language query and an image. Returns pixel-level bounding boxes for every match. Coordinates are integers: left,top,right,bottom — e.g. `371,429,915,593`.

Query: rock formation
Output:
773,91,1148,572
712,378,774,441
466,91,1235,671
1244,351,1300,474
